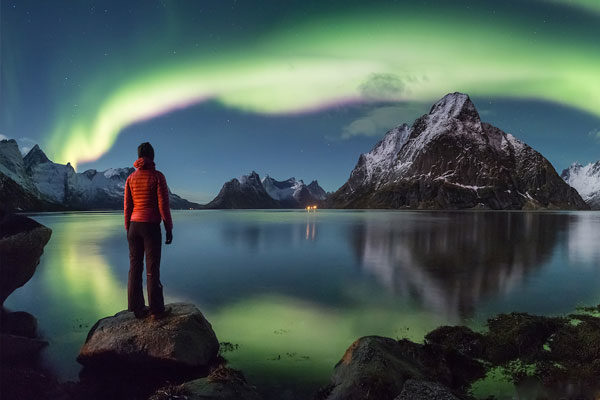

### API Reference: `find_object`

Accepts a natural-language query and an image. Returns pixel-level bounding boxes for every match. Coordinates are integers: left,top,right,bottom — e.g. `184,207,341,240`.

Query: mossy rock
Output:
484,313,567,364
425,325,485,359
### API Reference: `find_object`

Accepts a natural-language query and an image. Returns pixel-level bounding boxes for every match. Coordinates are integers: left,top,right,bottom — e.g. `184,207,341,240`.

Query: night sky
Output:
1,0,599,202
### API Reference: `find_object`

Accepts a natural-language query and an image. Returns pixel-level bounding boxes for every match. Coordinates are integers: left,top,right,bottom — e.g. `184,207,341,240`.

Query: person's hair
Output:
137,142,154,160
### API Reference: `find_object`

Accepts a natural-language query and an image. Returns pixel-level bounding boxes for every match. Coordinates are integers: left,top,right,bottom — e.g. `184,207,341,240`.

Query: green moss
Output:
501,360,536,384
422,306,600,397
468,367,515,399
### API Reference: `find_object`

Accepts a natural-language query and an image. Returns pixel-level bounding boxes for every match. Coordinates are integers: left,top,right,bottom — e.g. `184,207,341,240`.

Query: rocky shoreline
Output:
1,211,599,400
315,308,600,400
0,209,52,366
60,304,600,400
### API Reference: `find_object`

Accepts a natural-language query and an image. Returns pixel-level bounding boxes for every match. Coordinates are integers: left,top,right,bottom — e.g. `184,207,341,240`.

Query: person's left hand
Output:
165,229,173,245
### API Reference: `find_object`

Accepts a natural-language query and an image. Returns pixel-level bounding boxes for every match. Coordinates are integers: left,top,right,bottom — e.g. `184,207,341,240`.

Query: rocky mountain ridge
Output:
206,171,327,209
328,92,588,210
0,139,200,211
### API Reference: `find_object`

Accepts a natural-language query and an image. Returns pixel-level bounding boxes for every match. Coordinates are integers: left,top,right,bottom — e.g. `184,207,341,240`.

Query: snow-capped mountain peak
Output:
103,167,134,180
354,123,411,186
347,92,499,191
0,139,26,180
0,139,38,194
561,161,600,209
262,176,303,201
238,171,262,187
23,144,50,169
329,92,588,210
428,92,480,123
307,180,327,200
207,172,327,209
1,139,200,210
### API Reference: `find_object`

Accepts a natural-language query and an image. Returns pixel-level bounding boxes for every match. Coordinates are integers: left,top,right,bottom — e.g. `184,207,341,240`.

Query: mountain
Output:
561,161,600,209
206,172,327,209
0,140,60,211
328,93,588,210
0,139,39,195
0,139,200,211
262,176,327,207
0,171,62,211
307,180,328,200
206,171,280,209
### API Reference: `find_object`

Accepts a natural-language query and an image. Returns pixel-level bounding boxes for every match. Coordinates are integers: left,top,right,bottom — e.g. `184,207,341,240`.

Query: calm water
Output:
5,210,600,398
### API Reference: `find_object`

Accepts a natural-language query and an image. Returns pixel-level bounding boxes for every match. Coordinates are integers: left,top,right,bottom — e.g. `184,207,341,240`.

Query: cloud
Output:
359,73,410,101
588,128,600,141
0,134,8,141
341,104,427,139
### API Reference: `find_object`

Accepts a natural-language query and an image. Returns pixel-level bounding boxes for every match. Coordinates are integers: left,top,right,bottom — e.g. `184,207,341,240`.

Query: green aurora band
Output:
46,5,600,167
544,0,600,13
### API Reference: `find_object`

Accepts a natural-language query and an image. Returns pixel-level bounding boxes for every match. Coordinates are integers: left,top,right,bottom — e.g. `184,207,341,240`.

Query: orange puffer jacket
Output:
124,157,173,231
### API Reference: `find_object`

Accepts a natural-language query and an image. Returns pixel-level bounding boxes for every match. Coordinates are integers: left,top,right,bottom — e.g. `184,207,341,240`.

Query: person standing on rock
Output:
124,142,173,319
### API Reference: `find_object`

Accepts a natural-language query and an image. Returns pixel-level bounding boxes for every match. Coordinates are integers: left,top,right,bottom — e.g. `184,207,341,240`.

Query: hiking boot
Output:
132,306,150,319
150,306,172,321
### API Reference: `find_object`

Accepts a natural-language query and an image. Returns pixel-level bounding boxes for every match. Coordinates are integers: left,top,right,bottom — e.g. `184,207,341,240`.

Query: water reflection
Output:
220,213,319,251
305,215,317,241
567,212,600,265
5,210,600,399
350,212,572,320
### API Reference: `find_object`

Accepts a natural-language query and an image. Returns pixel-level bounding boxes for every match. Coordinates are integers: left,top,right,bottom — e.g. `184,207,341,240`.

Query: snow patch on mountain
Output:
360,124,411,185
0,139,38,194
262,175,327,204
561,161,600,209
398,93,485,169
262,176,303,201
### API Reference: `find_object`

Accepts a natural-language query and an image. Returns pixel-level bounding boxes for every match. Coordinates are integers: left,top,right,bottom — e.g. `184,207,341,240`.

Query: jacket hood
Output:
134,157,156,170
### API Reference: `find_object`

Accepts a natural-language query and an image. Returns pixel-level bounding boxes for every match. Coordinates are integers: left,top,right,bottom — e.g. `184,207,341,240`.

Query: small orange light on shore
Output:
306,205,318,212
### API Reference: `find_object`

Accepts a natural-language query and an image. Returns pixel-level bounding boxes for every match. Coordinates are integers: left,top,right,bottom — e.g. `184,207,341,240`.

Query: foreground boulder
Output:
0,210,52,305
78,302,219,370
1,310,38,338
394,380,460,400
151,366,263,400
0,309,48,363
0,333,48,362
317,336,482,400
0,365,67,400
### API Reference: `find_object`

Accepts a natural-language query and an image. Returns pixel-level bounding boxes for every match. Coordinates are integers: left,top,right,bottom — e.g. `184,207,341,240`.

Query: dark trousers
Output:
127,222,165,314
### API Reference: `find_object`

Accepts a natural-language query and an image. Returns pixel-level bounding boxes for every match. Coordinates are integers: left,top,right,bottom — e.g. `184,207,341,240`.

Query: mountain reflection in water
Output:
350,212,577,319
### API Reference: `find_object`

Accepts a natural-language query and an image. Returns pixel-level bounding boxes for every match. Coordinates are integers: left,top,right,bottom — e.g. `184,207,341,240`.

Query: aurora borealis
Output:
2,0,599,201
